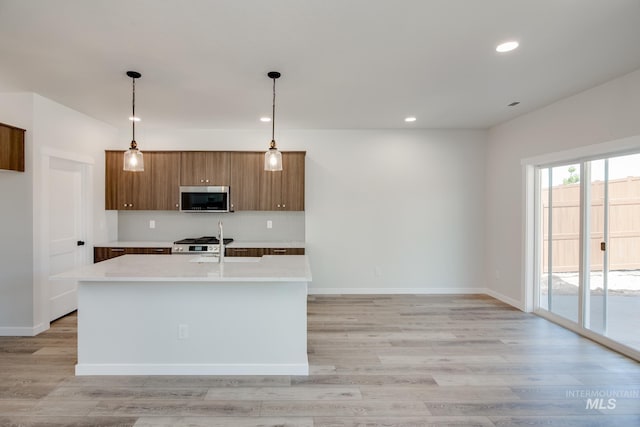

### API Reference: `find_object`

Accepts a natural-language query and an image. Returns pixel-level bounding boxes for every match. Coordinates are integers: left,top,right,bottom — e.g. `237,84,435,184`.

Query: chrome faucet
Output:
218,220,225,263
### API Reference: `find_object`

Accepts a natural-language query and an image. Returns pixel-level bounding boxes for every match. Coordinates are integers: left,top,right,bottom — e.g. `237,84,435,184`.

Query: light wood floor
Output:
1,294,639,426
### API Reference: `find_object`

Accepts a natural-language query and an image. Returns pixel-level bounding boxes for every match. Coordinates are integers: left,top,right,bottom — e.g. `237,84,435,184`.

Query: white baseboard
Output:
484,288,524,311
75,362,309,376
0,322,49,337
308,287,486,295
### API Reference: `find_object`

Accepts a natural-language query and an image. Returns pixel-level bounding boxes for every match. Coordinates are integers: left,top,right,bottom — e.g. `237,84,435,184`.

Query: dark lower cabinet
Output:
94,246,304,262
225,248,265,257
225,247,305,257
94,247,171,263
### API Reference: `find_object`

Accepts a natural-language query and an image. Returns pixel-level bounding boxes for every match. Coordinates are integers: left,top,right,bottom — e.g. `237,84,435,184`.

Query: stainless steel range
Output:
172,236,234,255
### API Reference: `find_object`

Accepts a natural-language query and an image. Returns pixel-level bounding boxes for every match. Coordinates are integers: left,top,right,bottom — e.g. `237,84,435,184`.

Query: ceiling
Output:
1,0,639,131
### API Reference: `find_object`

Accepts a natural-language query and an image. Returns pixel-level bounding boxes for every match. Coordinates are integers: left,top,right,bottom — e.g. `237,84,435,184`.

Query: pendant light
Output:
123,71,144,172
264,71,283,171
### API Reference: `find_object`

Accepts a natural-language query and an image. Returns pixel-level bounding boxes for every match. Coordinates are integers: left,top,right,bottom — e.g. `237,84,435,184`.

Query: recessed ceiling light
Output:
404,116,417,122
496,41,519,53
260,117,271,122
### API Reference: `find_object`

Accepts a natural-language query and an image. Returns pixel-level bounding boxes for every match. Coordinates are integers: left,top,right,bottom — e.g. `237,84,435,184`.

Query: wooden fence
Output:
542,177,640,272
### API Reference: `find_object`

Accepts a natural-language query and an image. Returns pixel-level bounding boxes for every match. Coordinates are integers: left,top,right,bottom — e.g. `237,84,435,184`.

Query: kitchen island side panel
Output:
76,280,308,375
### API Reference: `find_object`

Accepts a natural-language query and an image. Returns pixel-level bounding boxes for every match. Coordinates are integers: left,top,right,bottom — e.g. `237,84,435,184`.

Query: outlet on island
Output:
149,220,156,229
267,220,273,229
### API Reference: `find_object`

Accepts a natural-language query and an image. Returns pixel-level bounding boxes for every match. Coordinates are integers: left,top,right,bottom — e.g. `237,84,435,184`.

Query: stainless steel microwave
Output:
179,186,230,212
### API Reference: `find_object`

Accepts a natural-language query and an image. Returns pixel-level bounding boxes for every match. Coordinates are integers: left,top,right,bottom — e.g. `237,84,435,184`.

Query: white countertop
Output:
53,254,312,282
93,241,305,249
94,241,174,248
226,241,305,248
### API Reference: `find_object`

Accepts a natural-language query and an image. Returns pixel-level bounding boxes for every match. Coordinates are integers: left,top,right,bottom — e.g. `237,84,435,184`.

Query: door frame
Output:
36,147,93,331
522,134,640,361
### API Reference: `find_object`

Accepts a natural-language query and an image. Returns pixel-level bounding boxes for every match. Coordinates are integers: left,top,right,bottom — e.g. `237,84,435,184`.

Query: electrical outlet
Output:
267,220,273,229
178,324,189,340
149,220,156,229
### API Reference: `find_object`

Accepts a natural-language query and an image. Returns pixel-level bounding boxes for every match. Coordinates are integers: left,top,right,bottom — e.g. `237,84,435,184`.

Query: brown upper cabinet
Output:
105,151,154,210
229,152,262,211
106,151,181,210
0,122,26,172
105,150,304,211
180,152,230,186
260,152,305,211
150,152,181,210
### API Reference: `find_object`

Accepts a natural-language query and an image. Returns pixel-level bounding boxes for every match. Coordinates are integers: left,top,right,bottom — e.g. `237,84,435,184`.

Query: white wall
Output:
31,95,117,331
0,92,117,334
0,93,34,331
118,127,487,293
485,68,640,308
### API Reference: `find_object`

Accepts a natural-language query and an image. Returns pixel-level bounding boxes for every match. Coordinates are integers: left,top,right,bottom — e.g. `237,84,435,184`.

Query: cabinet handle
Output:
110,248,125,252
282,204,286,208
206,179,210,183
200,179,204,183
175,204,179,208
277,204,281,208
153,249,165,252
233,249,248,253
273,249,287,254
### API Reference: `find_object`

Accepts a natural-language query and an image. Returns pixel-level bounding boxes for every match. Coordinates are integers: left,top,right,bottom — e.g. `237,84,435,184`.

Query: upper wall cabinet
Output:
105,150,305,211
229,152,262,211
180,152,230,186
151,152,181,210
105,151,181,210
105,151,154,210
0,122,26,172
259,152,305,211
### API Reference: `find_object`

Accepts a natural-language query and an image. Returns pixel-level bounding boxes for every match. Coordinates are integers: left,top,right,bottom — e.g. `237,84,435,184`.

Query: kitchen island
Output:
53,254,311,376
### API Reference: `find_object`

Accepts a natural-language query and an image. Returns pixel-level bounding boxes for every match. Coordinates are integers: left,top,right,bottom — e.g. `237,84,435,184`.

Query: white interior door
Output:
48,157,85,321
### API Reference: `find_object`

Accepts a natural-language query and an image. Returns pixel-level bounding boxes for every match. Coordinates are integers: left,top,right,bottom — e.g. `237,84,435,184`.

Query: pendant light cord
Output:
271,76,276,143
131,76,136,143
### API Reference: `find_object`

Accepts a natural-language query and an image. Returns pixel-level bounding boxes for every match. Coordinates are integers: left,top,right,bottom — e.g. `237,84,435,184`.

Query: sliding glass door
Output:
593,153,640,350
539,163,581,322
536,153,640,353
